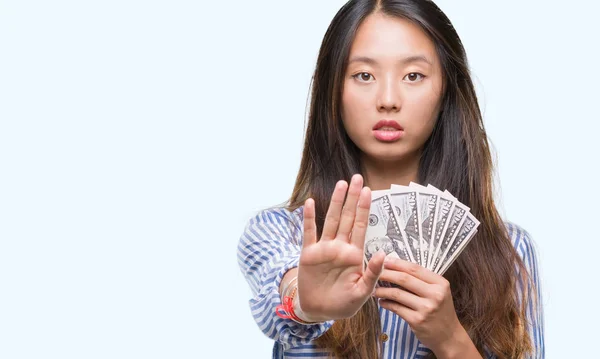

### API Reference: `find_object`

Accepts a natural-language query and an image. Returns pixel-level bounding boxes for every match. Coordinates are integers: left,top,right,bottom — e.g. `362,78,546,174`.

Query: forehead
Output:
348,13,438,66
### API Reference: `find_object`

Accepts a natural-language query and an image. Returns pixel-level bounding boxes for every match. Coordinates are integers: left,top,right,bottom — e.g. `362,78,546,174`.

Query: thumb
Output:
360,250,386,291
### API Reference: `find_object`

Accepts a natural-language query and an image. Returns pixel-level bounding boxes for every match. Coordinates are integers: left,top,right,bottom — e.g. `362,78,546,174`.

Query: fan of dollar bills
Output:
364,182,480,276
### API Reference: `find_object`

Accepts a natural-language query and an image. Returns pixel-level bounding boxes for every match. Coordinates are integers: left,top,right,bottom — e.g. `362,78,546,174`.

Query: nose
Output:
376,75,401,112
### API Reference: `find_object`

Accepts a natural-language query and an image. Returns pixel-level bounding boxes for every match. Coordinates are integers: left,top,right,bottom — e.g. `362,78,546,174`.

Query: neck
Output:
360,152,421,191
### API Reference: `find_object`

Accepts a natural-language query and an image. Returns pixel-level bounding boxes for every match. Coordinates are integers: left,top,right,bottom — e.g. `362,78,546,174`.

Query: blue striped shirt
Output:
237,206,544,358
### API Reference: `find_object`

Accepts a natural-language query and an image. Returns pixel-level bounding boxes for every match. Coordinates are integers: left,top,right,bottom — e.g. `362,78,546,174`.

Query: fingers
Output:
378,268,431,297
336,174,363,241
349,186,371,248
375,286,421,311
359,249,385,292
383,257,440,284
302,198,317,247
321,181,348,240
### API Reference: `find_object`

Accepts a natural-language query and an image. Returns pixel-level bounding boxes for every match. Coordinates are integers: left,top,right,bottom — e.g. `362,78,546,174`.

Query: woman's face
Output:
341,13,444,163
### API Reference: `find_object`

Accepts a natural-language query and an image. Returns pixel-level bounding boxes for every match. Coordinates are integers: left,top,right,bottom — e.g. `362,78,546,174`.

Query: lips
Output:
373,120,403,131
372,120,404,142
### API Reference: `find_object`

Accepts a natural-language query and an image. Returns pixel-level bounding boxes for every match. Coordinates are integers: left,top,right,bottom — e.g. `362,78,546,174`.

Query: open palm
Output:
297,174,386,320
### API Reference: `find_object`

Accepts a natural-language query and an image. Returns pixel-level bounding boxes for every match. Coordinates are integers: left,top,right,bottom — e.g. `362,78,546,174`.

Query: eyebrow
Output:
348,55,433,66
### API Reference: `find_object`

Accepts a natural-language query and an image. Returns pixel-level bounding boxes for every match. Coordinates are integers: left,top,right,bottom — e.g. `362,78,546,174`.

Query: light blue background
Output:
1,1,598,358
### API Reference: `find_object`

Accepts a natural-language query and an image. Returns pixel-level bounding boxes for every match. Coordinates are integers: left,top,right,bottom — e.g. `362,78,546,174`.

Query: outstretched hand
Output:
297,174,386,321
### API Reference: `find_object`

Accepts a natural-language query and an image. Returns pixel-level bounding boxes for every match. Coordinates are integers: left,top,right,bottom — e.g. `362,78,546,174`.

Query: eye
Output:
352,72,374,83
404,72,426,82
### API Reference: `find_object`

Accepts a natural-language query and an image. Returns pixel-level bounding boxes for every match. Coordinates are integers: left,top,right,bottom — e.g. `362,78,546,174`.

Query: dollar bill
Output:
408,183,439,269
365,183,480,275
438,230,477,275
430,199,469,273
424,185,455,270
437,211,480,274
389,185,421,265
365,192,411,264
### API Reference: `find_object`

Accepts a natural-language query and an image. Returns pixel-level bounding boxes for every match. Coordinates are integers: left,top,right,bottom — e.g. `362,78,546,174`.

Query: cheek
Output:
404,94,441,137
341,87,371,133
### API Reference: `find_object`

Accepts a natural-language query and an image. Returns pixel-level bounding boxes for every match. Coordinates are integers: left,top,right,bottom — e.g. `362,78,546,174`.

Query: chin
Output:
362,148,416,164
359,137,426,161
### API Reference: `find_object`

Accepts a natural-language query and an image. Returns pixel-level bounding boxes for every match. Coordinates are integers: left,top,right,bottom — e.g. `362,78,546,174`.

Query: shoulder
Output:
504,222,541,273
241,205,306,243
504,222,536,254
246,205,304,228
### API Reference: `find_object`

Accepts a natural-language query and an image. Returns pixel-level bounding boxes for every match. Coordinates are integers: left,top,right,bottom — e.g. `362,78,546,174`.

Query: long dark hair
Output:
287,0,535,358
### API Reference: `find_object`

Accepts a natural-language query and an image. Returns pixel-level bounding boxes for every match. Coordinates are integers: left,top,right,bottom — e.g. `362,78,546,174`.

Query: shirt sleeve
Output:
508,223,545,359
237,207,334,349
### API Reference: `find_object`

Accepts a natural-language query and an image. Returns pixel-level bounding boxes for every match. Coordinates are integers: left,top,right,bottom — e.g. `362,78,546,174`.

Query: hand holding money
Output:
298,174,386,321
375,257,475,357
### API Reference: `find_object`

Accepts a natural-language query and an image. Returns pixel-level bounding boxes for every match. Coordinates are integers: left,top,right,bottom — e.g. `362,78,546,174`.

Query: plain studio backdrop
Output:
0,0,598,358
